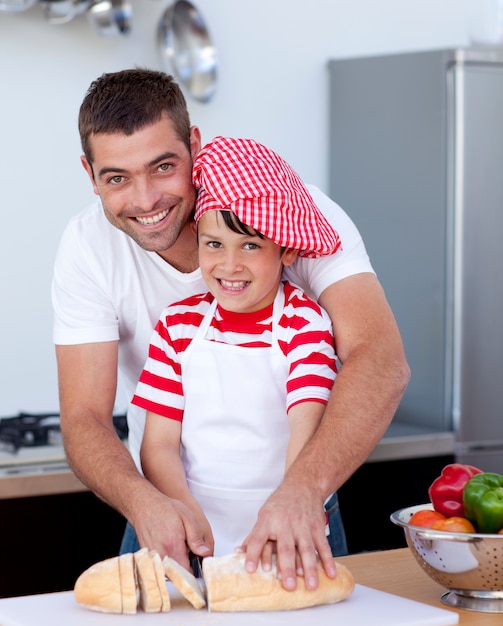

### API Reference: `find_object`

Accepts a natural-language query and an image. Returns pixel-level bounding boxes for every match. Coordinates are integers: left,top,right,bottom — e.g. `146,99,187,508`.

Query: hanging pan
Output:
0,0,37,12
87,0,132,36
158,0,217,103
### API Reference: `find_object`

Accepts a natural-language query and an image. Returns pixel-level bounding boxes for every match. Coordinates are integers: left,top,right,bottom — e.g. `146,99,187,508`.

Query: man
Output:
52,69,409,592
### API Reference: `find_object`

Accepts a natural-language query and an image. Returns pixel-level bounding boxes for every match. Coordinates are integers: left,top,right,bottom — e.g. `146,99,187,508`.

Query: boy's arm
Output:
285,401,325,472
141,411,214,552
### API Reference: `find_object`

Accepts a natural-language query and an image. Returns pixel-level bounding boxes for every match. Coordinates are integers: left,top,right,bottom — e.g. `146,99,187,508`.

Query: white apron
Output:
180,286,290,556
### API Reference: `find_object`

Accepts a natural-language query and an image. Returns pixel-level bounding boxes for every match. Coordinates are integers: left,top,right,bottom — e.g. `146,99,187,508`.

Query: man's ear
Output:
190,126,202,159
81,156,99,196
281,248,299,267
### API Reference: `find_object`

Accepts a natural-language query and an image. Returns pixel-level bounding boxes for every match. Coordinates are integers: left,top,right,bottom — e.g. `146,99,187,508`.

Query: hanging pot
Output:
87,0,132,36
0,0,37,12
158,0,217,103
42,0,91,25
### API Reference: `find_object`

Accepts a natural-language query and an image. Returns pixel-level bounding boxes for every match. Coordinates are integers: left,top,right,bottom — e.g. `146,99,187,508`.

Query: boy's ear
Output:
281,248,299,267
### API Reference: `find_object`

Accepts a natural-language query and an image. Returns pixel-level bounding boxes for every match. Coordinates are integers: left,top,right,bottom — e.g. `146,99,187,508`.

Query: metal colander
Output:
391,503,503,613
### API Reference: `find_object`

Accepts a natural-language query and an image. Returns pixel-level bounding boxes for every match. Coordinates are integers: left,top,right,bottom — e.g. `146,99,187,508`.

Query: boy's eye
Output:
244,242,259,250
207,241,222,249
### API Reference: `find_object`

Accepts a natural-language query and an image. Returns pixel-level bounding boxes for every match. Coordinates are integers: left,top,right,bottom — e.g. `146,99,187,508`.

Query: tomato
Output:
431,516,476,533
409,509,447,528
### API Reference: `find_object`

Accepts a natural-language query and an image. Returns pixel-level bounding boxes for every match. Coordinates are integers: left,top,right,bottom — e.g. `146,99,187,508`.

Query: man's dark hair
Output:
78,68,191,163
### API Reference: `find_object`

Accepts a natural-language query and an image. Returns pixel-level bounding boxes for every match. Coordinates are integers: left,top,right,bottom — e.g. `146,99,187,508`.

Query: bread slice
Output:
74,555,122,613
118,552,137,614
162,555,206,609
134,547,163,612
202,553,355,612
149,549,171,612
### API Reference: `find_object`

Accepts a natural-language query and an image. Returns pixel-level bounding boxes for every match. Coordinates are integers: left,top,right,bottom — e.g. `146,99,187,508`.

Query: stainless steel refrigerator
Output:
329,47,503,473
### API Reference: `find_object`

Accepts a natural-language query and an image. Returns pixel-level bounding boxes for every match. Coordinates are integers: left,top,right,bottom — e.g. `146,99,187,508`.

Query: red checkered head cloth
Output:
192,136,341,258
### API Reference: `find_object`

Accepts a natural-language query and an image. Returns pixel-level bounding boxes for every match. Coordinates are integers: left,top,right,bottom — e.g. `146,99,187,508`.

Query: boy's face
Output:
197,211,298,313
81,114,201,260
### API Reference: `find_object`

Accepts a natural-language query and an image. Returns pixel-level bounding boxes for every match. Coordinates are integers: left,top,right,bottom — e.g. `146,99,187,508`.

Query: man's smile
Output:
135,207,171,225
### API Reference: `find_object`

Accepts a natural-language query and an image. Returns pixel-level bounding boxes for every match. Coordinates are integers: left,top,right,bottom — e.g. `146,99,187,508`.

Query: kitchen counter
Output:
0,547,499,624
0,463,86,499
367,423,455,462
0,423,455,500
0,413,129,499
337,548,501,625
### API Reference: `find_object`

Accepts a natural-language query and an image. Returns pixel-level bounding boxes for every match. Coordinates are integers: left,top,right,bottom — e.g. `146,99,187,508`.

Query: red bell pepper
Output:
428,463,482,517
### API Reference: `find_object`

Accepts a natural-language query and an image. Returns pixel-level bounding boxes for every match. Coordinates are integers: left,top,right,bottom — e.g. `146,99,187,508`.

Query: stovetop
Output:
0,412,128,472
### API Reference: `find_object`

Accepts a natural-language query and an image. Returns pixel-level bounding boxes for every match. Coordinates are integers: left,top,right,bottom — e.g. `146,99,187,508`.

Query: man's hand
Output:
240,481,336,591
134,491,213,571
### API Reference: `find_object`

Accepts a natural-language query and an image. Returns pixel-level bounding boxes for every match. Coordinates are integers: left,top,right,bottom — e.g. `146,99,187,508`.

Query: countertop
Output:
337,548,501,625
367,423,455,462
0,464,85,499
1,547,496,625
1,422,456,500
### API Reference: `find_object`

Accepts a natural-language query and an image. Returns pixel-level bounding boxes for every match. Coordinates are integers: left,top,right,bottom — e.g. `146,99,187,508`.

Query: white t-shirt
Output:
51,185,374,470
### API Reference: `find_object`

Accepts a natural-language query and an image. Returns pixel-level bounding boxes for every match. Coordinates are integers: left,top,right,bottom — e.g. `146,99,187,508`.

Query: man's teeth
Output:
220,280,248,290
136,208,169,225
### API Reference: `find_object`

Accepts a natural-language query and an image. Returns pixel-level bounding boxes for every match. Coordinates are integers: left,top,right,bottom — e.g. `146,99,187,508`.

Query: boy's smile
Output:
197,211,297,313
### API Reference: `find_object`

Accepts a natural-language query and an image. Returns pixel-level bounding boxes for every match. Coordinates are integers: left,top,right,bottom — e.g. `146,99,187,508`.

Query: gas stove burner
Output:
0,412,61,452
0,412,128,453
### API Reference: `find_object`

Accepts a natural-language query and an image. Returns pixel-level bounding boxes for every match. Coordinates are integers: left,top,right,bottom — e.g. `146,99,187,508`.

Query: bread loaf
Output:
202,553,355,612
74,555,124,614
75,549,355,615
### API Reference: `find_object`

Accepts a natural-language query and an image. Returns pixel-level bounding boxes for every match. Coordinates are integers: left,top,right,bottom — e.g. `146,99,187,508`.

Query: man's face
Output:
82,114,201,256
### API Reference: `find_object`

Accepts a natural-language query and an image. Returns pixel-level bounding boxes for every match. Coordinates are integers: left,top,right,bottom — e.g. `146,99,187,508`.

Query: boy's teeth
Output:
220,280,247,289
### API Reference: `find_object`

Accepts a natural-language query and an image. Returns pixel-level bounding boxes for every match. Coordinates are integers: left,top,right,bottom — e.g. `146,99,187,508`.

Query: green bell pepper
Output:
463,472,503,534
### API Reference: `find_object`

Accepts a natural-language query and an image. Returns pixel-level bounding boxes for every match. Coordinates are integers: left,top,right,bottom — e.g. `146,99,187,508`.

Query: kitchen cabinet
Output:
337,454,455,554
0,412,129,598
0,492,125,598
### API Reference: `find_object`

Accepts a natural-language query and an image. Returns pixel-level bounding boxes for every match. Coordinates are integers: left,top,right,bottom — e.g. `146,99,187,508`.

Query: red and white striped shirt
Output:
132,281,337,421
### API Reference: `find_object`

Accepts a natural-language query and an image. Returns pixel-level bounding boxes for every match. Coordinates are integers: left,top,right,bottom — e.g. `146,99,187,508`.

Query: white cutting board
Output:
0,583,458,626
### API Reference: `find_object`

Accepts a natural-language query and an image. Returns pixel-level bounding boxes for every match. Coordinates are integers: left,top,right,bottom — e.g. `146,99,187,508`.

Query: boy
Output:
132,136,344,556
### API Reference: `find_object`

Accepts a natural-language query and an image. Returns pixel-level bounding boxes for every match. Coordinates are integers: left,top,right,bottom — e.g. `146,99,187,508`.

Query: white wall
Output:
0,0,473,415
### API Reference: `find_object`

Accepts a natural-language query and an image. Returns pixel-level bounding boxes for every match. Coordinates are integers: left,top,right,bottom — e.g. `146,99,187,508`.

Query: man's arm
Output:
56,341,212,568
242,273,410,589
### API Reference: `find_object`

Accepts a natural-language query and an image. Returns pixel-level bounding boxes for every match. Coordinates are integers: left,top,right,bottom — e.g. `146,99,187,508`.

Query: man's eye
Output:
109,175,124,184
159,163,172,172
